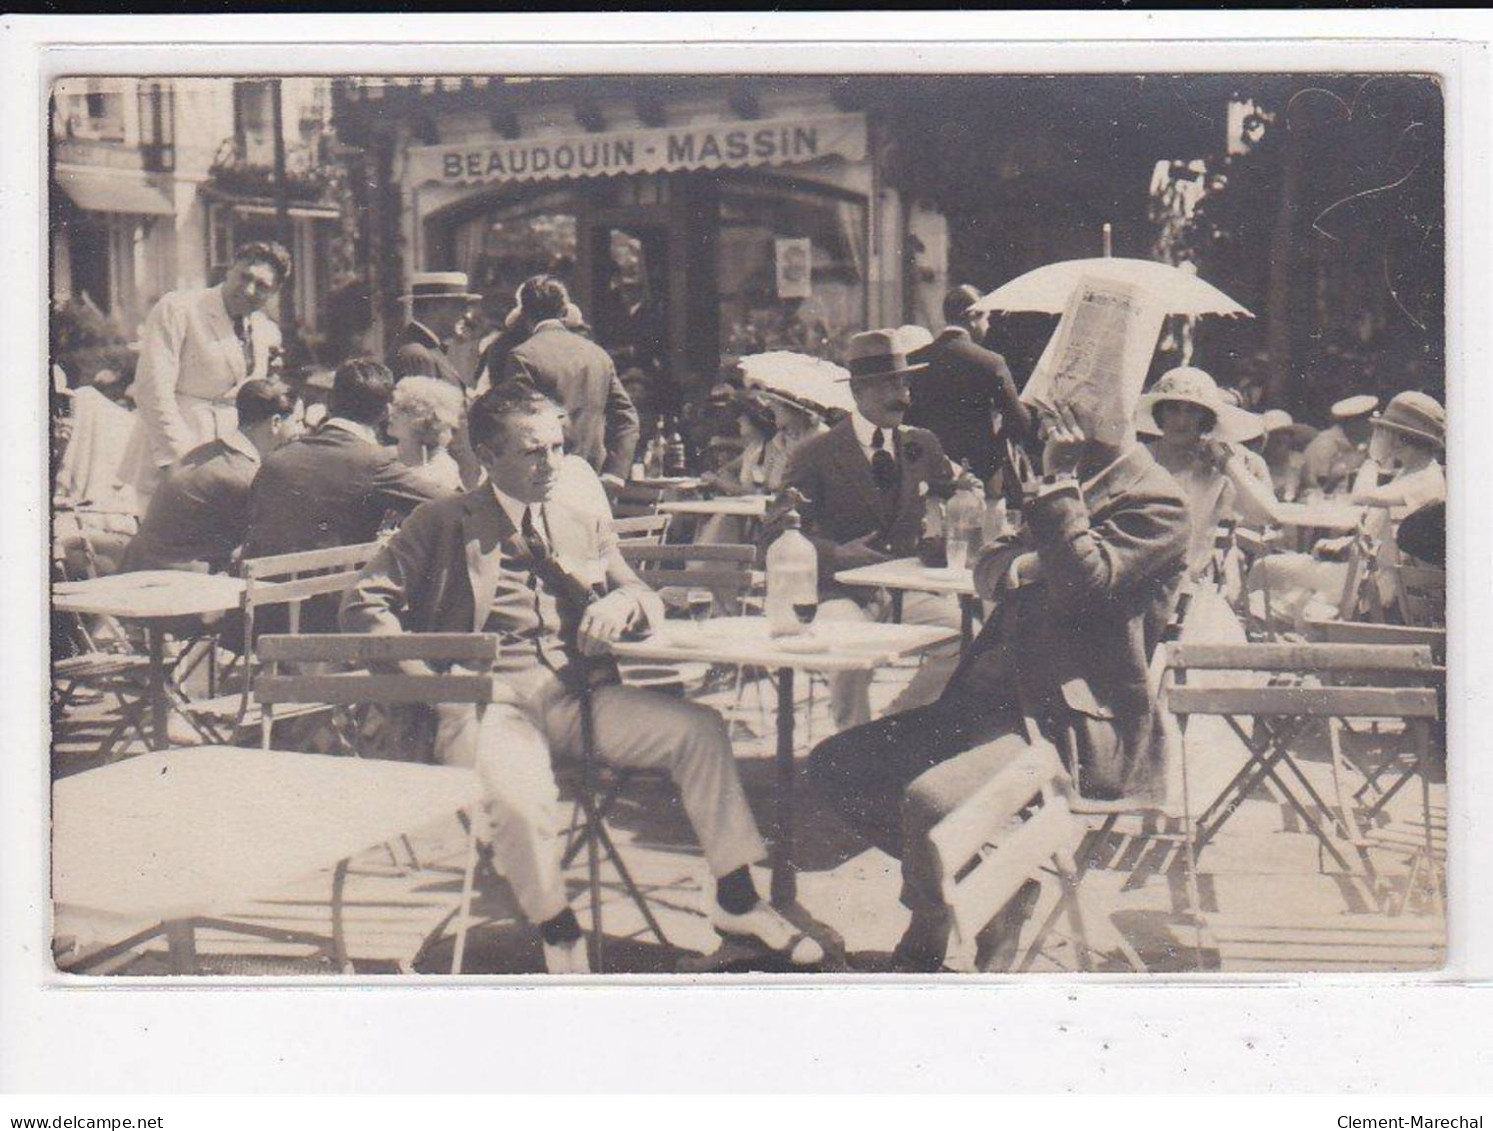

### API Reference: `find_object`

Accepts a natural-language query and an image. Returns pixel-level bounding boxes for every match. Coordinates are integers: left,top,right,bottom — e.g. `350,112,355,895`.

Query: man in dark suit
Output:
245,358,447,564
906,284,1035,500
770,329,963,730
808,400,1191,970
340,386,821,974
501,275,640,487
390,272,484,489
121,380,300,574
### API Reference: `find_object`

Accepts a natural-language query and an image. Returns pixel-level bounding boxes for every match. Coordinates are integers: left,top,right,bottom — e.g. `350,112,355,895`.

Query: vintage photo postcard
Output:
45,66,1451,980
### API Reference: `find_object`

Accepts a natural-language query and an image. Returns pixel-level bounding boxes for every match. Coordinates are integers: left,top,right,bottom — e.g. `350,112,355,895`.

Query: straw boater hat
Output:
1372,390,1445,450
836,328,928,382
401,271,482,304
1136,366,1264,444
1330,394,1379,422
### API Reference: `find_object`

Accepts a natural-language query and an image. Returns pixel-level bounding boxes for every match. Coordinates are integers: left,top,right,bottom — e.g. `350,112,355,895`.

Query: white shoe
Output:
542,937,591,975
711,902,825,966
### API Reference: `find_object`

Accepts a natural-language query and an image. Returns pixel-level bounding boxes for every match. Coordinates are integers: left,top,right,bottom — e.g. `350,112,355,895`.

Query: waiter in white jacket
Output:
121,241,290,507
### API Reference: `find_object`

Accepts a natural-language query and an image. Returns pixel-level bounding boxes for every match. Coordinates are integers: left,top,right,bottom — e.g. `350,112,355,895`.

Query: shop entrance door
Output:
587,220,672,384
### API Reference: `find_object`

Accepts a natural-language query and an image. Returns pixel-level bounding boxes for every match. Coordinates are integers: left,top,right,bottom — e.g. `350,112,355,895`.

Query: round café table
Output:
53,571,247,750
834,556,982,648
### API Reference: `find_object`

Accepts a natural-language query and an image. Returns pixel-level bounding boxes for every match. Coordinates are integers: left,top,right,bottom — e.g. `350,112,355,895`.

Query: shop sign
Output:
775,238,813,300
408,112,867,186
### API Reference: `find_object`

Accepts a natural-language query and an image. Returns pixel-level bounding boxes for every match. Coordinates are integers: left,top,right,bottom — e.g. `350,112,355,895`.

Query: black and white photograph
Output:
41,65,1455,981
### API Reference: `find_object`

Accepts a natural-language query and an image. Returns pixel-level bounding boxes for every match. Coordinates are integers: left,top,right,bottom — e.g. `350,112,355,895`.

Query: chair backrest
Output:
1395,564,1446,628
610,482,667,519
240,541,382,635
612,513,672,545
620,542,757,612
1162,640,1440,720
254,633,501,750
1303,616,1446,663
1336,508,1393,622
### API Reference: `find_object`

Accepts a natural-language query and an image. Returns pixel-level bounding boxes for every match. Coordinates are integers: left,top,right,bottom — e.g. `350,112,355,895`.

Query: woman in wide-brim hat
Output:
1348,390,1446,510
1137,366,1282,573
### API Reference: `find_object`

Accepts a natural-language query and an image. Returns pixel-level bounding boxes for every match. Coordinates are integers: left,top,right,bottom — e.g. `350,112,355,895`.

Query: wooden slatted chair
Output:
612,513,672,545
928,739,1092,973
1394,564,1446,628
1161,642,1440,892
610,482,667,520
1303,617,1447,826
253,632,500,974
189,542,382,745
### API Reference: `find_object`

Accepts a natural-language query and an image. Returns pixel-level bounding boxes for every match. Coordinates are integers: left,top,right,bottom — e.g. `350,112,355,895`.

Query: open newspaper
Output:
1022,273,1167,446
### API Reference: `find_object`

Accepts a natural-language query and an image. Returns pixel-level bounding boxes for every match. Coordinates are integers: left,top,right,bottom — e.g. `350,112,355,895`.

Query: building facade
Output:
334,76,949,393
50,77,341,352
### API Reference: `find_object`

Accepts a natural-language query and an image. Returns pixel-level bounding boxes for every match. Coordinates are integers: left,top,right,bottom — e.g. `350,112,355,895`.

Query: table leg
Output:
147,626,169,750
164,919,198,974
770,666,797,908
959,595,975,649
890,591,904,624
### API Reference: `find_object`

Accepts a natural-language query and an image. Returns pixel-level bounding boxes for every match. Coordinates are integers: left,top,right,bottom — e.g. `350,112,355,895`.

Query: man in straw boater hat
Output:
769,328,964,731
808,367,1191,972
1299,392,1379,496
391,271,487,489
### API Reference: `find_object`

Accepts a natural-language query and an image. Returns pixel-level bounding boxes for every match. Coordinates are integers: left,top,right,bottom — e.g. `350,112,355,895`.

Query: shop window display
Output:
718,177,867,363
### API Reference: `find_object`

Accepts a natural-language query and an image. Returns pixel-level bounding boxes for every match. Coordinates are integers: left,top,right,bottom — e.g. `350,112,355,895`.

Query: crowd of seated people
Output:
57,265,1446,974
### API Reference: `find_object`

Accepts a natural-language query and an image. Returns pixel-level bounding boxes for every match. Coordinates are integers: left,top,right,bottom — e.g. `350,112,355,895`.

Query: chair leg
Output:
1053,848,1094,972
330,857,353,974
451,818,479,975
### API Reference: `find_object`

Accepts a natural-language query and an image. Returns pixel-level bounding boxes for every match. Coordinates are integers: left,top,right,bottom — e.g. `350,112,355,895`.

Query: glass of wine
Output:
792,598,818,634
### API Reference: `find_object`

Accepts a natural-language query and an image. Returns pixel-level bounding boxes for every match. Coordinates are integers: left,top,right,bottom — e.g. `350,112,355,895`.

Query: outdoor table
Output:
53,571,246,749
834,556,981,647
631,475,704,492
658,494,770,519
611,616,958,908
1273,500,1364,534
52,746,483,974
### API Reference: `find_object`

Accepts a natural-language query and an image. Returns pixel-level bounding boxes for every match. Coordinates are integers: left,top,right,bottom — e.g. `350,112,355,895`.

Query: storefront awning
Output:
54,166,175,216
406,111,868,188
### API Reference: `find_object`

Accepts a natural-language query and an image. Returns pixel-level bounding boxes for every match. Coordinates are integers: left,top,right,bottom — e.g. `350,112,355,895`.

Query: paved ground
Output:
52,617,1446,978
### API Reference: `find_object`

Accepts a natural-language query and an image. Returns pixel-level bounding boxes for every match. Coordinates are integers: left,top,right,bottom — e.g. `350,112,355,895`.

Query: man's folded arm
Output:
1025,483,1190,607
339,506,437,677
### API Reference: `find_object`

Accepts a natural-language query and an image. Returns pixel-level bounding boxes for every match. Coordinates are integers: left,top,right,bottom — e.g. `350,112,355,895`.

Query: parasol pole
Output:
1102,222,1113,259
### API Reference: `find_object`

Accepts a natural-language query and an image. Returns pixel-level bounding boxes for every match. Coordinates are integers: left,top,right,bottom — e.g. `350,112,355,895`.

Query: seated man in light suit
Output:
340,385,821,974
769,329,964,730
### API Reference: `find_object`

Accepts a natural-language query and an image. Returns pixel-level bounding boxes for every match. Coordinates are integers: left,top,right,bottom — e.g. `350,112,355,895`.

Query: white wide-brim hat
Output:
1136,366,1265,444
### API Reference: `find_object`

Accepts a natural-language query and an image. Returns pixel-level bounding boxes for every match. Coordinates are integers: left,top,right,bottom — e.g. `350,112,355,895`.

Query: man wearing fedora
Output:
770,328,964,731
1300,393,1379,496
500,274,641,486
906,284,1036,501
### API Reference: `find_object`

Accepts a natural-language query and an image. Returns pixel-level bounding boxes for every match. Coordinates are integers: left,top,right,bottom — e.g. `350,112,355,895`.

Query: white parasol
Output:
970,257,1253,318
736,350,857,416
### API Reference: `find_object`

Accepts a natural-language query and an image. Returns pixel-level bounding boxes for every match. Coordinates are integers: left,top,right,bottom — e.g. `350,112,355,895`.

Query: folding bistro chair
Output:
552,542,760,966
253,632,501,974
1161,641,1440,885
1394,564,1446,628
189,541,382,746
612,513,673,545
927,737,1093,973
609,482,668,520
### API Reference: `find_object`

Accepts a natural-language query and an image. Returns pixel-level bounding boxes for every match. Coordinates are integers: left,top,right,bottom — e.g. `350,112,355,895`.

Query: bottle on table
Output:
945,473,986,573
643,420,667,478
765,490,819,637
664,421,688,477
983,493,1009,545
917,493,948,569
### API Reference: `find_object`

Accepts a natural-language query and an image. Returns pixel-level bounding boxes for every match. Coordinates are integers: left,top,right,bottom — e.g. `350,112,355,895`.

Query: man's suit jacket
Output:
906,327,1032,484
121,284,282,491
943,444,1190,798
773,417,955,599
244,423,446,560
340,486,664,695
120,432,260,573
391,322,468,389
502,322,640,479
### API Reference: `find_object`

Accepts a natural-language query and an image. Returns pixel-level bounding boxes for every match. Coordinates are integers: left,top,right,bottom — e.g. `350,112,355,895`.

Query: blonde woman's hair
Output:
389,376,463,448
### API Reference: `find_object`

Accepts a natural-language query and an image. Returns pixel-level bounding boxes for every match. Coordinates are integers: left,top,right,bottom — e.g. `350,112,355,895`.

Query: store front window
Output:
718,176,867,363
442,189,581,314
